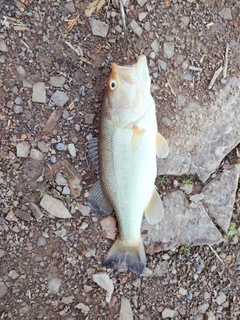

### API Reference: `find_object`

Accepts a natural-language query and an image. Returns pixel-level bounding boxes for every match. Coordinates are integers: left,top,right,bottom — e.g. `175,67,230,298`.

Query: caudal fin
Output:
102,238,146,275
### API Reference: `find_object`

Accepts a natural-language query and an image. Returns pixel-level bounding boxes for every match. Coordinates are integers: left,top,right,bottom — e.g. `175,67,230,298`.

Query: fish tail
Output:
102,238,146,275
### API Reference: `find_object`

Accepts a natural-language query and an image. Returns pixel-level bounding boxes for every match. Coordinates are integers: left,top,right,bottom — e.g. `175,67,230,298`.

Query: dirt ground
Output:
0,0,240,319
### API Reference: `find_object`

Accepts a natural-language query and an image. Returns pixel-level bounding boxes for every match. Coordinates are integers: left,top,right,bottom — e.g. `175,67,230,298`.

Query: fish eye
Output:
109,80,117,90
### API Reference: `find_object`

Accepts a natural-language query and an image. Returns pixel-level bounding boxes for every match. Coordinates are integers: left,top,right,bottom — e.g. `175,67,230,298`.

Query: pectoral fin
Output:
88,180,113,215
144,189,164,225
131,126,145,154
156,132,169,158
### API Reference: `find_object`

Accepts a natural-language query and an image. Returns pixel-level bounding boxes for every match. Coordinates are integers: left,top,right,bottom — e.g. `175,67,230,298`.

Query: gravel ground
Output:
0,0,240,319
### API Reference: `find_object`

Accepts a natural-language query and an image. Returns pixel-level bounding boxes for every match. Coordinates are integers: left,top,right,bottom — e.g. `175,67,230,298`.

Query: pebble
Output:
198,303,209,313
75,303,90,312
56,172,68,186
151,39,160,54
84,113,95,125
51,90,68,107
62,295,74,304
75,124,81,132
40,194,72,218
144,21,151,32
32,82,46,103
19,306,31,315
78,204,91,216
163,42,175,59
89,19,109,37
38,141,49,153
13,105,23,114
0,55,5,63
51,155,57,163
8,269,20,280
138,12,148,22
15,209,32,222
0,249,5,258
158,59,167,71
216,292,226,305
190,193,204,203
177,94,186,107
137,0,147,6
17,141,30,157
154,261,168,277
162,308,176,318
0,40,8,52
48,278,61,294
119,297,133,320
0,282,7,298
37,237,47,247
50,76,66,87
28,202,43,220
42,109,62,132
161,117,171,127
219,7,232,20
62,109,70,119
68,143,76,157
30,149,44,161
17,65,26,77
55,142,65,151
62,186,70,195
23,79,32,88
15,96,22,105
130,20,143,37
179,287,187,296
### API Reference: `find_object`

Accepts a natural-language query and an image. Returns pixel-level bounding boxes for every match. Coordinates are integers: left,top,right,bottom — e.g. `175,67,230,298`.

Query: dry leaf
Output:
85,0,106,18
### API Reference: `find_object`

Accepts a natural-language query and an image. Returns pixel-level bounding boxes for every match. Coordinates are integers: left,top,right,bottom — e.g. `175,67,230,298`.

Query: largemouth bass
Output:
88,55,169,274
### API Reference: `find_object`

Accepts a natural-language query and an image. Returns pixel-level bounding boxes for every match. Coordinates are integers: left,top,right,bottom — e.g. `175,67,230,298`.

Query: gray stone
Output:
158,59,167,71
177,94,186,107
190,193,204,203
0,282,7,298
151,39,160,54
119,297,133,320
153,261,168,277
0,249,5,258
85,113,95,124
23,79,32,88
65,1,76,13
17,141,30,157
138,12,148,22
56,172,68,186
68,143,76,157
75,303,90,312
37,237,46,246
17,65,26,77
19,306,31,315
51,90,68,107
32,82,46,103
55,142,65,151
62,295,74,304
0,40,8,52
130,19,143,37
13,105,23,114
40,194,72,218
163,42,175,59
89,19,109,37
179,287,187,296
78,204,91,216
30,149,44,161
162,308,177,318
48,278,61,294
215,292,226,305
8,269,19,279
0,55,5,63
50,76,66,87
219,7,232,20
38,141,49,153
15,96,22,104
62,109,70,119
161,117,171,127
144,21,151,32
137,0,147,6
198,303,209,313
62,186,70,195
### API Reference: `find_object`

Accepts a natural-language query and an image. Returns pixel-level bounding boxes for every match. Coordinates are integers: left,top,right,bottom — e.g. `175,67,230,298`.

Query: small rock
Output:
0,55,5,63
48,278,61,294
0,249,5,258
92,273,114,303
38,141,49,153
15,96,22,105
16,65,26,77
138,12,148,22
177,94,186,107
137,0,147,6
62,109,70,119
13,105,23,114
62,295,74,304
68,143,76,157
51,155,57,164
158,59,167,71
190,193,204,203
30,149,44,161
89,19,109,37
216,292,226,305
161,117,171,127
55,142,65,151
50,76,66,87
28,202,43,220
8,270,20,280
119,297,133,320
17,141,30,157
179,287,187,296
56,172,68,186
100,216,117,240
23,79,32,88
151,39,160,54
32,82,46,103
198,303,209,313
162,308,176,318
19,306,31,315
65,1,76,13
78,204,91,216
15,209,32,222
180,16,190,27
219,7,232,20
42,109,62,132
37,237,46,247
84,113,95,125
0,40,8,52
130,19,143,37
51,90,68,107
75,303,90,312
40,194,72,218
0,282,7,298
62,186,70,195
144,21,151,32
163,42,175,59
154,261,168,277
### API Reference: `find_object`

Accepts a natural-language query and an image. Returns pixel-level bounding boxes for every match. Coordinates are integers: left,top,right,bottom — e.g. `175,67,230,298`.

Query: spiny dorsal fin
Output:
144,188,164,225
156,132,169,158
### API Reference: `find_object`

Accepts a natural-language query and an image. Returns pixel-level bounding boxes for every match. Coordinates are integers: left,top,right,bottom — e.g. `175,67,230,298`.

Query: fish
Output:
88,55,169,274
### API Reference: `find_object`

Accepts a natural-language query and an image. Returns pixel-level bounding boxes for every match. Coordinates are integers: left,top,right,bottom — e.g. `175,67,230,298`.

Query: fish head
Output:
104,55,152,128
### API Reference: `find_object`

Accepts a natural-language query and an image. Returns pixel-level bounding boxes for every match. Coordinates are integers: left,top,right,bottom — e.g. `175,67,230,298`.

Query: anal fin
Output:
88,180,113,215
156,132,169,158
144,189,164,225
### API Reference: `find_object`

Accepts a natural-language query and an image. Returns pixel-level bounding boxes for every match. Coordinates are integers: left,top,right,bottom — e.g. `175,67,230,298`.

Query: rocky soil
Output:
0,0,240,319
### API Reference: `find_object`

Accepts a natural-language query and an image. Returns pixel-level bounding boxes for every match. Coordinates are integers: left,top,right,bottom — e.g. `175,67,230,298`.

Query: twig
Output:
189,66,202,72
64,41,83,57
223,43,229,79
167,81,176,97
65,14,80,32
20,39,32,52
208,245,224,264
118,0,126,31
208,65,223,89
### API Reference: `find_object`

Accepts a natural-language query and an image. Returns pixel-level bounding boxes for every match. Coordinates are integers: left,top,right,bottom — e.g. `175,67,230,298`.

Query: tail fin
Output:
102,238,146,275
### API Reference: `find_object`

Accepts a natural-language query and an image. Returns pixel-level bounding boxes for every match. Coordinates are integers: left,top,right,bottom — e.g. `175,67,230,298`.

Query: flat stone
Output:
28,202,44,220
163,42,175,59
119,297,133,320
17,65,26,77
0,55,5,63
48,278,61,294
75,303,90,312
0,40,8,52
138,12,148,22
62,295,74,304
38,141,49,153
65,1,76,13
68,143,76,157
0,249,5,258
40,194,72,218
62,186,70,195
78,204,91,216
13,105,23,114
137,0,147,6
153,261,168,277
37,237,46,247
8,269,19,280
89,19,109,37
151,39,160,54
179,287,187,296
30,149,44,161
51,90,68,107
85,113,95,125
32,82,46,103
0,282,7,298
15,209,32,222
17,141,30,157
215,292,226,305
19,306,31,315
130,19,142,37
219,7,232,20
162,308,176,318
50,76,66,87
56,172,68,186
42,109,62,132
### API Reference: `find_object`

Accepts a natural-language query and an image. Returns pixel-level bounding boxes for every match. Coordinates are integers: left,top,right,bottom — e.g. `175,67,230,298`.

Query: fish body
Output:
88,55,169,274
